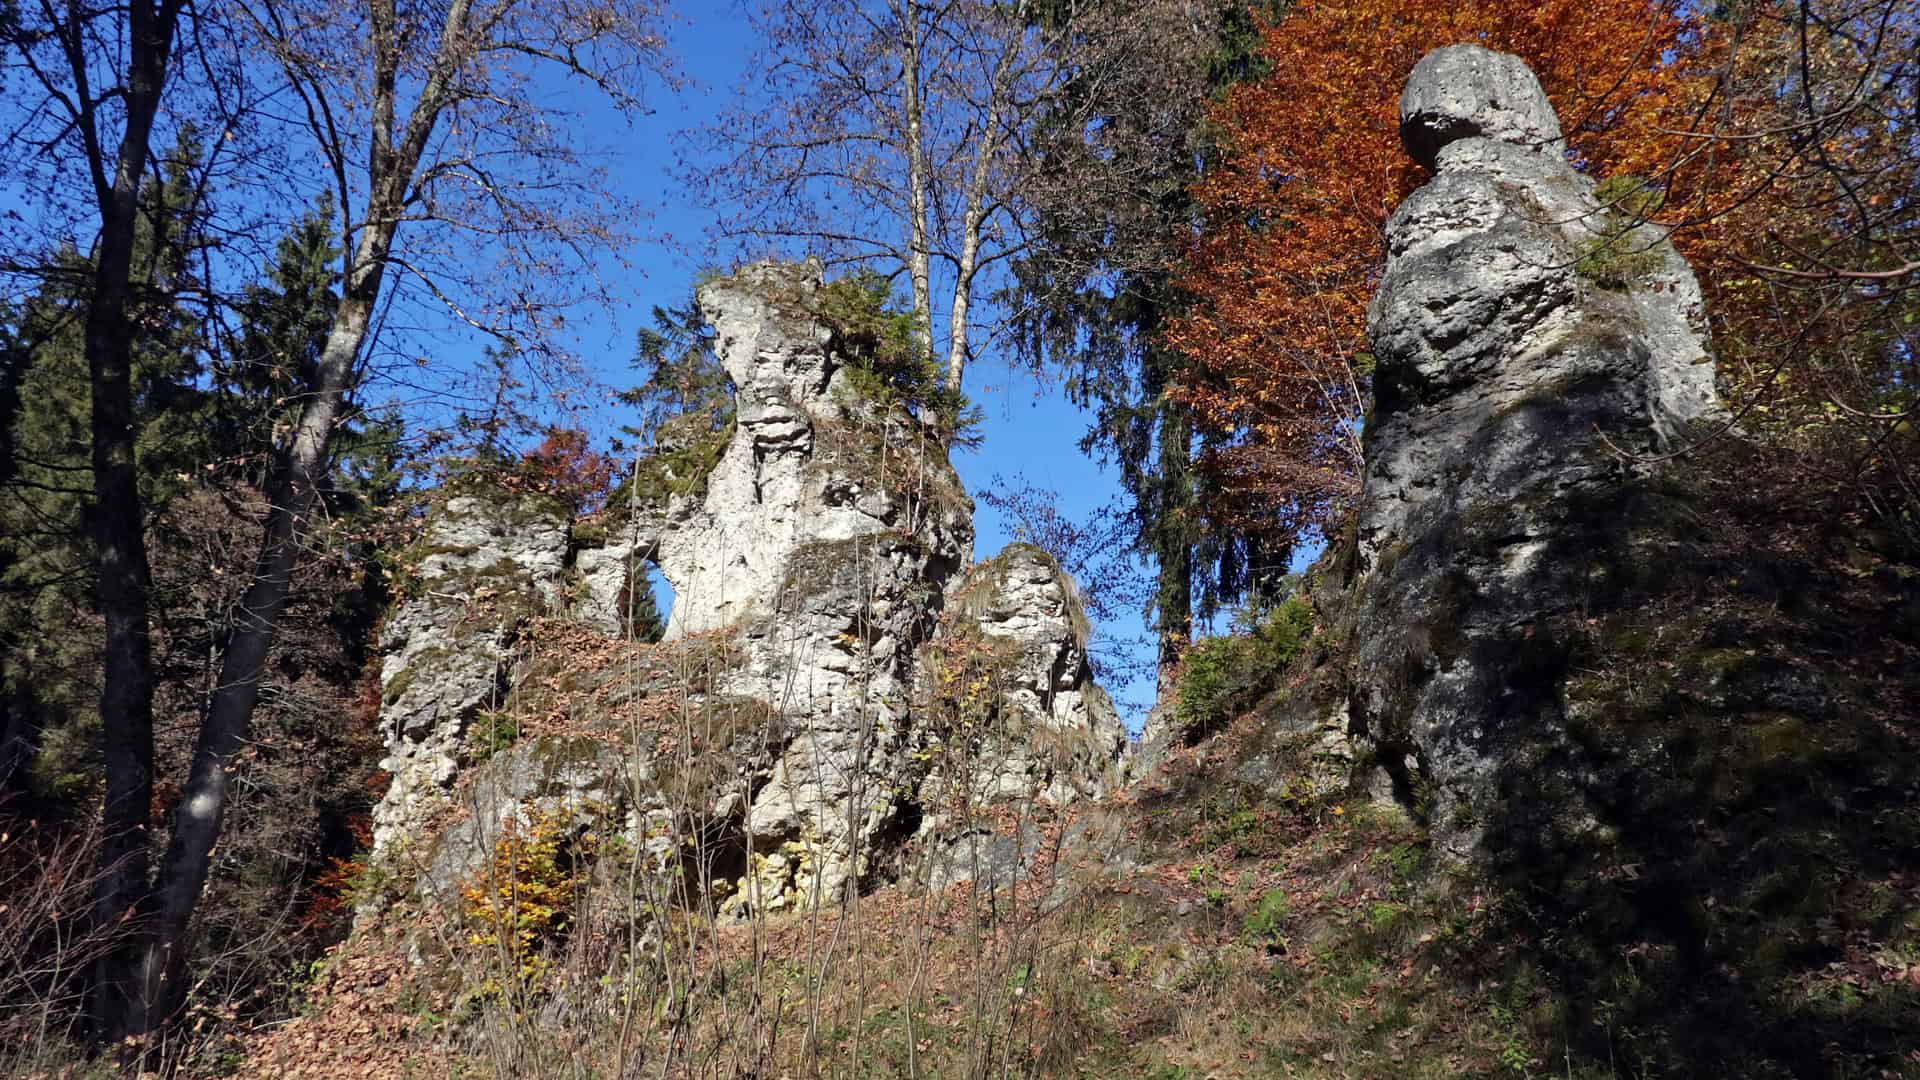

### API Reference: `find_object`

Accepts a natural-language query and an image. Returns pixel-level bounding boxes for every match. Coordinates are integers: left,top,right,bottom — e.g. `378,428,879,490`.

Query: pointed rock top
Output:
1399,44,1563,169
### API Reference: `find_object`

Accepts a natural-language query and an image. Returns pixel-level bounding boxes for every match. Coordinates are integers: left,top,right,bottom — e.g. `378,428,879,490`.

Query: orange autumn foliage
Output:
1651,1,1920,424
516,427,619,513
1168,0,1708,546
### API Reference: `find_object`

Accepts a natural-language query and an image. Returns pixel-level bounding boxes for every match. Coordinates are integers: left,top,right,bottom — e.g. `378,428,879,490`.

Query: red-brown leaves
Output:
1169,0,1700,546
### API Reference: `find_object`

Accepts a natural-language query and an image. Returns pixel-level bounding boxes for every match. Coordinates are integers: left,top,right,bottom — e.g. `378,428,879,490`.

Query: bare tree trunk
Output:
134,0,456,1024
945,194,986,391
139,282,377,1022
82,0,186,1042
896,0,936,367
943,15,1021,391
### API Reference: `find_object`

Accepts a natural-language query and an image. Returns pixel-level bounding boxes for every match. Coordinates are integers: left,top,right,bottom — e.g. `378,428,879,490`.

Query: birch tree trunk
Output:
897,0,937,368
135,0,458,1026
943,26,1021,391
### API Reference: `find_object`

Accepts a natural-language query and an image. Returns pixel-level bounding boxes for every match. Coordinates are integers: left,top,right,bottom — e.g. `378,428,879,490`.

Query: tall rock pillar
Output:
1352,45,1723,857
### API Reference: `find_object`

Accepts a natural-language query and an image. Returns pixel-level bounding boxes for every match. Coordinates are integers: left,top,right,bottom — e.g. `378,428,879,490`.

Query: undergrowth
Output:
1173,595,1314,742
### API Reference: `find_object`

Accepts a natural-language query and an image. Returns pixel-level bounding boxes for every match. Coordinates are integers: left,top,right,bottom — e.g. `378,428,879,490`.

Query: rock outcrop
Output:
943,544,1126,778
630,262,979,909
914,544,1130,888
367,489,575,872
365,261,1126,920
1346,45,1724,857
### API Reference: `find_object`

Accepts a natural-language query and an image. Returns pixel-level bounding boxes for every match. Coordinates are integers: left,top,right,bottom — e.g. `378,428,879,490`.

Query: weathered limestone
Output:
1350,45,1724,857
914,544,1130,888
644,263,976,910
942,544,1127,797
1397,45,1563,169
571,517,649,638
367,489,574,874
414,735,627,905
366,261,1128,921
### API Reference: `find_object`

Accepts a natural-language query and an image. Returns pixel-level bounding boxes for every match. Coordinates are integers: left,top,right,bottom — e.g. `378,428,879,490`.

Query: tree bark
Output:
943,18,1021,392
896,0,936,367
139,286,376,1022
83,0,185,1042
136,0,459,1024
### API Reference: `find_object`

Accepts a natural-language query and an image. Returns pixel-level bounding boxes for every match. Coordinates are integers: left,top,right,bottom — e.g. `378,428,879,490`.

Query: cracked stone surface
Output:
1348,45,1724,858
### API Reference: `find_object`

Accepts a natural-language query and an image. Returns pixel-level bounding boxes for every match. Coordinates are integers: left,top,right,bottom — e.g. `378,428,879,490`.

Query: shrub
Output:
1243,888,1292,951
458,808,599,988
515,428,619,513
814,272,982,446
1173,596,1314,741
437,427,622,515
617,410,735,508
468,709,519,757
1575,175,1667,291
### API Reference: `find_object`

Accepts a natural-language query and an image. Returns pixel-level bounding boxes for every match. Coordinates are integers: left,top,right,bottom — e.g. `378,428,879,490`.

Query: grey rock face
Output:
945,544,1127,792
912,545,1130,887
416,735,627,905
1352,46,1723,857
570,515,649,638
365,262,1127,922
1399,44,1562,168
367,490,574,875
573,263,1120,912
636,263,977,910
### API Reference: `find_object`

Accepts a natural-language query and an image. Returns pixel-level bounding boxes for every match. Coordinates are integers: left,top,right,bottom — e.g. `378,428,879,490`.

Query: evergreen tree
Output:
1011,0,1284,683
214,198,342,489
0,133,214,804
628,580,668,644
620,293,732,453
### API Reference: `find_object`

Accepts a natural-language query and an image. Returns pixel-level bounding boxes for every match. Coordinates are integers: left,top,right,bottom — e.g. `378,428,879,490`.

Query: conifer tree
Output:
1011,0,1282,680
622,294,732,452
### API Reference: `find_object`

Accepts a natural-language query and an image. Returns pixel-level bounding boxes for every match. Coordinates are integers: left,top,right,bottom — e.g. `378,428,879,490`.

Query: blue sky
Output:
549,8,1161,723
0,4,1162,723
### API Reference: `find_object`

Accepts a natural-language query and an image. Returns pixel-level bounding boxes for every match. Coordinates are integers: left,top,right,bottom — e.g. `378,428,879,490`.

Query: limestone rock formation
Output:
1348,45,1724,858
914,544,1130,888
367,489,574,871
946,544,1126,776
638,262,977,910
365,261,1127,920
1396,45,1563,169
